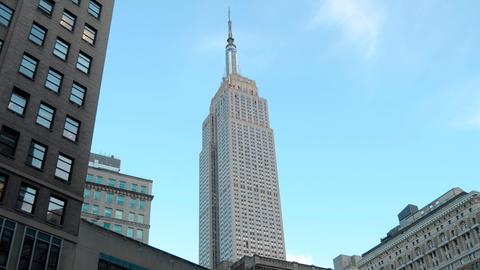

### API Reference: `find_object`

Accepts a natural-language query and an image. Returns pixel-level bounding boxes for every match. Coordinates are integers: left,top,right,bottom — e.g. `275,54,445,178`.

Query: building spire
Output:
225,8,238,76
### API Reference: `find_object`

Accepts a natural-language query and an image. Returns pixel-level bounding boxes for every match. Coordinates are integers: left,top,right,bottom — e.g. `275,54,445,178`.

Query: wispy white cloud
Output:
287,253,314,265
310,0,383,57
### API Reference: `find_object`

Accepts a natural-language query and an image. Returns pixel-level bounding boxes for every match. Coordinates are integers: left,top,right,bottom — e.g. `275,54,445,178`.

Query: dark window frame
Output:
7,88,29,116
28,22,47,46
26,140,47,170
18,227,62,270
60,9,76,31
0,126,20,158
16,184,38,214
36,102,55,130
63,116,80,142
82,23,97,45
0,173,7,201
44,68,63,93
0,2,13,27
18,53,39,80
47,195,66,225
37,0,55,16
88,0,102,19
76,51,91,74
69,82,86,106
54,153,73,182
53,38,70,61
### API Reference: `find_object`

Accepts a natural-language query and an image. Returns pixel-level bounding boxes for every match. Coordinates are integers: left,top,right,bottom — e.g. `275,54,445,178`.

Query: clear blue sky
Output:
91,1,480,268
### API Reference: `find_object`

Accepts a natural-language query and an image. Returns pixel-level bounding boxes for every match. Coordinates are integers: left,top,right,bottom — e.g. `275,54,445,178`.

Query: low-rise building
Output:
217,254,332,270
334,188,480,270
81,153,153,243
75,219,207,270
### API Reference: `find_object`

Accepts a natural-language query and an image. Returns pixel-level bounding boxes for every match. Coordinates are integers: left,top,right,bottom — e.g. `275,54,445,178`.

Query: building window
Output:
113,224,121,234
136,229,143,240
128,212,134,222
93,190,101,201
130,198,137,208
60,10,76,31
63,116,80,142
0,126,20,157
8,88,29,116
72,0,81,5
0,217,16,269
38,0,54,15
81,203,89,213
84,189,90,199
16,184,37,214
70,82,86,106
47,196,65,225
103,222,110,230
116,195,124,206
82,24,97,45
55,153,73,182
137,214,144,224
131,183,138,192
119,181,126,189
139,200,145,210
108,179,116,187
29,22,47,46
0,2,13,27
92,205,99,215
18,54,38,79
105,193,113,204
114,210,123,219
26,141,47,170
140,185,147,194
36,102,55,129
76,52,92,74
18,228,61,270
45,68,63,93
53,38,70,61
88,0,101,18
104,207,112,218
0,174,7,201
127,227,134,238
96,176,103,184
86,174,94,182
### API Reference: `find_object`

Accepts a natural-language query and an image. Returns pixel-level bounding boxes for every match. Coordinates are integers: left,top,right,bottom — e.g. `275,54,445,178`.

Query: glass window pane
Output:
36,103,55,129
45,68,63,92
82,24,97,45
0,3,13,27
88,0,102,18
70,82,86,106
18,54,38,79
53,38,70,61
38,0,54,15
29,23,47,46
60,10,76,31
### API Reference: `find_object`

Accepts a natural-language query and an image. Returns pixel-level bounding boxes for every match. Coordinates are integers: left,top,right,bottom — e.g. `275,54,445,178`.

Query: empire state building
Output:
199,13,286,269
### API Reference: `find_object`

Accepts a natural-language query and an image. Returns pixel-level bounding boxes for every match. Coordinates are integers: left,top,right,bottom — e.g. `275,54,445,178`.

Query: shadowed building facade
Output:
199,13,286,269
0,0,113,268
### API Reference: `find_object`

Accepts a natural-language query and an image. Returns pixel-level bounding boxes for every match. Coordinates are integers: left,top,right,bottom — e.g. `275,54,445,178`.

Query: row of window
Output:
0,218,62,270
38,0,102,19
100,221,144,240
8,86,82,140
0,175,66,226
82,204,145,224
20,49,91,80
86,175,148,193
0,125,74,182
83,189,146,210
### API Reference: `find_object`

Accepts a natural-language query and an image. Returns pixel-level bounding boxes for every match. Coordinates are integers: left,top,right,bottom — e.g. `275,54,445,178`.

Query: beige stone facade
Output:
199,16,286,269
334,188,480,270
81,153,153,244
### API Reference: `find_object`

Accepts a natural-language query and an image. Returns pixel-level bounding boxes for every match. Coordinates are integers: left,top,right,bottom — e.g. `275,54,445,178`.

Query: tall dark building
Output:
0,0,113,269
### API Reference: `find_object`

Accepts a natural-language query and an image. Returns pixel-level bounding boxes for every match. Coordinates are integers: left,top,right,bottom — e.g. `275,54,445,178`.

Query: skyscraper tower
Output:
199,12,286,269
